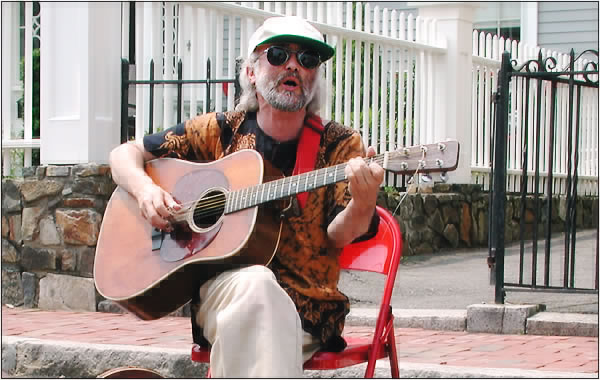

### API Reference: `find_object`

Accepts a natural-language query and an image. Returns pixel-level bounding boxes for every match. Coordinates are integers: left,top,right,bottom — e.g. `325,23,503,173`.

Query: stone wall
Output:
1,165,598,314
378,183,599,257
2,165,115,311
377,184,487,256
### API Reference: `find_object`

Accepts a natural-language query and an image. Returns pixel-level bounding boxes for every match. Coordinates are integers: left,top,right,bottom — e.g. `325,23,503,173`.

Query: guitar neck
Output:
224,155,384,214
223,141,460,214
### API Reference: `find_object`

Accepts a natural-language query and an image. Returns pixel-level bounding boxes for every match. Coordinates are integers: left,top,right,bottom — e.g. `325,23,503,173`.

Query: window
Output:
477,26,520,42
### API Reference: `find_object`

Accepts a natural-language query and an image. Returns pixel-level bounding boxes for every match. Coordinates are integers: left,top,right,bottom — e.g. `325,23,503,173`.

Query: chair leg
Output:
366,311,395,378
364,343,380,378
387,328,399,378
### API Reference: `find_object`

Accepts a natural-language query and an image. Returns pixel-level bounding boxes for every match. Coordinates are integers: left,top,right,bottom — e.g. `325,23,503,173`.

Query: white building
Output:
370,2,599,56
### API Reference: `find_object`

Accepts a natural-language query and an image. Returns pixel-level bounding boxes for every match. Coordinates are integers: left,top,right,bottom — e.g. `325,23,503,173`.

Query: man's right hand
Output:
109,140,182,232
135,183,182,232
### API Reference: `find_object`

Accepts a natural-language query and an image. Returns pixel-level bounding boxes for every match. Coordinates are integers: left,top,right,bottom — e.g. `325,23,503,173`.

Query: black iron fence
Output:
489,49,599,303
120,58,240,143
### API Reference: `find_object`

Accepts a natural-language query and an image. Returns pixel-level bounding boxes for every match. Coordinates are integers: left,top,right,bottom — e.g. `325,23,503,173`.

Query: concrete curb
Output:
527,312,599,337
347,307,598,337
1,336,205,378
3,336,596,378
397,362,598,378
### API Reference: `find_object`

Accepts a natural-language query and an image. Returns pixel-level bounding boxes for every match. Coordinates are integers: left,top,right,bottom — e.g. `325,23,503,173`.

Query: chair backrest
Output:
339,205,402,333
339,205,402,276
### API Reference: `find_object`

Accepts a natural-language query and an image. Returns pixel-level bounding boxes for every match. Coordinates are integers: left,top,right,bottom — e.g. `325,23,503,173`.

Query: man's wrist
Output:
128,173,155,200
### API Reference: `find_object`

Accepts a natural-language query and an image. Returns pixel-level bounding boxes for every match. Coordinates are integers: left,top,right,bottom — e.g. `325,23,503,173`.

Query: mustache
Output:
276,71,303,88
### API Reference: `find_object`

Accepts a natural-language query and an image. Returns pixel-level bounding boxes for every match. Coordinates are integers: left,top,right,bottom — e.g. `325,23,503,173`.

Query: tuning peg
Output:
440,172,448,183
421,173,432,183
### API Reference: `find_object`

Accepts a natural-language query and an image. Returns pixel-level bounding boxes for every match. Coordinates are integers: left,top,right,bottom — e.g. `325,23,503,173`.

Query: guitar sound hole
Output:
192,190,226,229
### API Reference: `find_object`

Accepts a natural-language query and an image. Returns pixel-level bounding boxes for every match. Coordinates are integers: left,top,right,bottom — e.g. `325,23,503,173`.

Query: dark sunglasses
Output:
261,46,321,69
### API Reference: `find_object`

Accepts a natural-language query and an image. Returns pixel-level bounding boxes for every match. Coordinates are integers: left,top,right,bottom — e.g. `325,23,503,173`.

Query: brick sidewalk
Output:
1,306,598,374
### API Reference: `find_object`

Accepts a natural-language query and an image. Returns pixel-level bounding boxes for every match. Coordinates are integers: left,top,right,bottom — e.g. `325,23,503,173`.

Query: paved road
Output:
340,229,599,314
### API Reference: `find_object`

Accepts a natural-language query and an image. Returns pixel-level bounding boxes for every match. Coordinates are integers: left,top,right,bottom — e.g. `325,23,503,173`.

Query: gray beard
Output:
256,72,314,112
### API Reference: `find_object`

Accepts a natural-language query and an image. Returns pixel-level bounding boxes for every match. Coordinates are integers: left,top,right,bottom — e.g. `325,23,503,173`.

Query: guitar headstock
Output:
383,140,460,175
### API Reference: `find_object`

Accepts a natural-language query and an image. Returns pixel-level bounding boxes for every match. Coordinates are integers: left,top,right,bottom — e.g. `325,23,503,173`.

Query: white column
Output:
2,2,20,175
40,3,121,164
520,2,538,48
411,2,478,184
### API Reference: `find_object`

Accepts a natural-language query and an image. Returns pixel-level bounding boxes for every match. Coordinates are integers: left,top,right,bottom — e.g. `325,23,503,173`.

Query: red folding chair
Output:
191,205,402,378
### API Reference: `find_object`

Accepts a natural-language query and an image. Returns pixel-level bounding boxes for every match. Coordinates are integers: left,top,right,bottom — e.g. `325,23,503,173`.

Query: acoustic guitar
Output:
94,141,459,320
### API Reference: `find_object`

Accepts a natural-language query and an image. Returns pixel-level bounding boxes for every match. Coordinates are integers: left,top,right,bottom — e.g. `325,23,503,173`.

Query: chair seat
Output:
303,336,389,370
192,336,389,370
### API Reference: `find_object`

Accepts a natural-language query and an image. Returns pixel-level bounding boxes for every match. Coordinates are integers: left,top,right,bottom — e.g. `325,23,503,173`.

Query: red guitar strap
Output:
292,115,324,209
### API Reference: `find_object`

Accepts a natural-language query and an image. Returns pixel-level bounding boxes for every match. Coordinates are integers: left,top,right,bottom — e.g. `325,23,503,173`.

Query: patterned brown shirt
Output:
143,111,378,351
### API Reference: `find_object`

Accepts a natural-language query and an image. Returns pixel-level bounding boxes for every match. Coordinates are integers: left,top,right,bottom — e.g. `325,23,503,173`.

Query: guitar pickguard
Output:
158,222,222,262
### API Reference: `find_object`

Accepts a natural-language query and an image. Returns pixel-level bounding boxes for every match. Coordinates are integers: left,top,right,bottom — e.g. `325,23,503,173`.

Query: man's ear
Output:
247,65,256,85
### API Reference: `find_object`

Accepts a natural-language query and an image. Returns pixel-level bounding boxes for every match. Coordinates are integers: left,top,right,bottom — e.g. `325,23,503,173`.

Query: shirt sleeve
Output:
325,131,380,242
142,113,223,161
143,122,190,159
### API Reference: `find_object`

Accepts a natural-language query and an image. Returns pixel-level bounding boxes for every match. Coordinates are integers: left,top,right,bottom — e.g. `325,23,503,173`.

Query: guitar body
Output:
94,150,284,320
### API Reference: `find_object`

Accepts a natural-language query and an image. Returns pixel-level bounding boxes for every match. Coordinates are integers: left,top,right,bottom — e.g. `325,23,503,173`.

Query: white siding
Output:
538,2,599,55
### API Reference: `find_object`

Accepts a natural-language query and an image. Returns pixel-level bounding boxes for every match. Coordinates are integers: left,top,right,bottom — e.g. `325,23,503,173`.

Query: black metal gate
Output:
489,49,599,303
120,58,240,143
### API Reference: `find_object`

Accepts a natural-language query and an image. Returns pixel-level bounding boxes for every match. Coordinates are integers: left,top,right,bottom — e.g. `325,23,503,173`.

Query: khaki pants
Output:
195,265,322,378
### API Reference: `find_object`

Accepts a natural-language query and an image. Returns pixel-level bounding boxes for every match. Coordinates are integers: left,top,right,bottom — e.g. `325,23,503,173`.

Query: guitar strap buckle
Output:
280,197,301,219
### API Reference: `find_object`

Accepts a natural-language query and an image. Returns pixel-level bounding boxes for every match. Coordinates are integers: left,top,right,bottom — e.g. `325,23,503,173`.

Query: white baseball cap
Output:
248,16,335,62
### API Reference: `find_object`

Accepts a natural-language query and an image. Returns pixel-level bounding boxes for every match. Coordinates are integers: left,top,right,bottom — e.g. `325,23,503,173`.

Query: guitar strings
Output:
188,160,356,220
168,149,421,211
188,154,376,221
169,154,373,208
391,148,426,217
180,153,403,221
168,148,441,222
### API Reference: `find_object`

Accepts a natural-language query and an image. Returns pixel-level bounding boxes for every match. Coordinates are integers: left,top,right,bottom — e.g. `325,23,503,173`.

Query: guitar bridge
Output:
151,228,164,251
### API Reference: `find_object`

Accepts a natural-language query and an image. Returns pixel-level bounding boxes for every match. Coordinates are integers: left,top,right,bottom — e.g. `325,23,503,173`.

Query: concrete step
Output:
527,312,599,337
346,307,598,337
3,336,596,378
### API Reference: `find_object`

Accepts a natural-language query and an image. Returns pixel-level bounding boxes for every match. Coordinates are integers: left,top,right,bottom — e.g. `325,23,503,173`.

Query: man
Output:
108,16,384,377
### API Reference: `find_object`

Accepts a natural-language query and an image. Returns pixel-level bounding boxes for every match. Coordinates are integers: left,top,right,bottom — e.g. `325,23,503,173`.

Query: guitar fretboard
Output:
224,155,383,214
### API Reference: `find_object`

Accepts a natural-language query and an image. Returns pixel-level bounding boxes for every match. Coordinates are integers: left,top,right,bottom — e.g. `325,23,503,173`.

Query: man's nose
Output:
285,52,301,71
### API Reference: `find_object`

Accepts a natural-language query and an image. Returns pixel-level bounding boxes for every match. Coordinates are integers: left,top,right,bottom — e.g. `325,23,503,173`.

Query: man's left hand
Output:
345,146,385,212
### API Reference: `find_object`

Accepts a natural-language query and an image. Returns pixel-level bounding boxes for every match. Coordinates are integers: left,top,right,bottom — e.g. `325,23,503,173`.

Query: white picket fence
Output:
123,2,445,158
471,31,599,195
2,1,598,195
